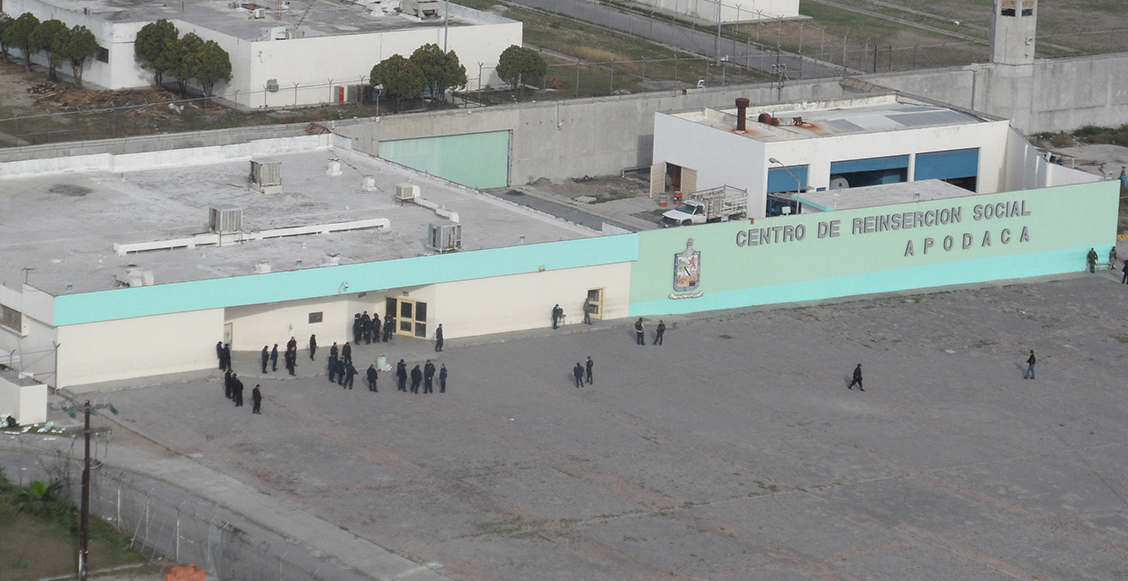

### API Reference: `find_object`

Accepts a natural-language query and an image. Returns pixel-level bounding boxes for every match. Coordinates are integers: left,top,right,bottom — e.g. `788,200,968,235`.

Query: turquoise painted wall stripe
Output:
380,131,510,189
54,235,639,326
630,246,1111,316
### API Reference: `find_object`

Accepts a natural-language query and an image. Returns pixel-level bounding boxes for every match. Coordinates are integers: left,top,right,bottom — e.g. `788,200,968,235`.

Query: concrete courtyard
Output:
67,271,1128,580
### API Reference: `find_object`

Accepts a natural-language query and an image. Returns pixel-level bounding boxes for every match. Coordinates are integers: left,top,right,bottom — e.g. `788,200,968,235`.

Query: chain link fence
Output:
0,444,360,581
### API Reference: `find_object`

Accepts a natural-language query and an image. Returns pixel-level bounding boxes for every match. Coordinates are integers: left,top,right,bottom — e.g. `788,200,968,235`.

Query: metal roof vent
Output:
429,223,462,253
208,205,243,234
250,160,283,195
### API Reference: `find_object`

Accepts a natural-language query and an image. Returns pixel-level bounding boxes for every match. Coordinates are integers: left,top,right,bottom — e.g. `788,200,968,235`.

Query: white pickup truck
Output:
661,186,748,227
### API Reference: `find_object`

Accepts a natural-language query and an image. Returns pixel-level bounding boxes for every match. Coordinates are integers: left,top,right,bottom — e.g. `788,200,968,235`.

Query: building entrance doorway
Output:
585,288,605,321
387,297,427,338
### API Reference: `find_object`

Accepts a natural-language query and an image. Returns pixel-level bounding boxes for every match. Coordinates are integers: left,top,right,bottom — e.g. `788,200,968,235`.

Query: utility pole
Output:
63,399,118,581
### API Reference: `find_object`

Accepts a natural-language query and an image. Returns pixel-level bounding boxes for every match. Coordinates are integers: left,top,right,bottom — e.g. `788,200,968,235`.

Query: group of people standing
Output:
353,311,395,345
223,369,262,413
260,337,300,376
572,356,594,388
395,359,448,394
633,318,666,345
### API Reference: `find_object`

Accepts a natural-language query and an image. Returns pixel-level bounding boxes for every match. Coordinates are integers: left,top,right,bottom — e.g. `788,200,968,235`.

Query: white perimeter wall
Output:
653,111,1013,217
633,0,799,22
0,283,58,385
56,308,223,387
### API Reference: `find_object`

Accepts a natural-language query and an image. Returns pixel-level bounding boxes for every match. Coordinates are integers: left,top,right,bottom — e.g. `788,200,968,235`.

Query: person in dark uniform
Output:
221,343,232,371
384,313,394,342
410,364,423,393
396,359,408,391
551,304,562,329
353,313,363,343
573,362,584,388
309,334,317,360
634,318,644,345
330,342,339,360
342,361,357,389
287,336,297,352
232,373,244,406
585,356,594,385
1024,350,1036,379
434,324,444,352
423,360,435,393
654,320,666,345
439,364,448,393
217,341,225,370
342,342,352,365
224,369,234,399
366,364,378,392
1122,260,1128,284
582,300,592,324
251,384,262,414
847,364,864,391
372,314,382,343
327,354,338,383
285,347,296,376
1087,247,1098,273
261,346,269,374
361,312,372,344
270,344,279,372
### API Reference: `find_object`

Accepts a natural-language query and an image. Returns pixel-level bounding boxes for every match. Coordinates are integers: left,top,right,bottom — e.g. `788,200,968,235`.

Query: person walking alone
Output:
261,346,269,374
439,364,448,393
847,364,864,391
654,320,666,345
435,324,444,352
1024,350,1036,379
251,384,262,414
1122,260,1128,284
309,334,317,360
367,364,378,392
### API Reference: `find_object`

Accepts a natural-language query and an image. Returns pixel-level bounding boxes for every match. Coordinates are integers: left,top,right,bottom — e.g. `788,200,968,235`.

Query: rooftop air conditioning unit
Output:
429,223,462,253
116,267,155,288
253,7,266,18
395,183,419,204
209,205,243,234
250,160,283,194
266,79,279,92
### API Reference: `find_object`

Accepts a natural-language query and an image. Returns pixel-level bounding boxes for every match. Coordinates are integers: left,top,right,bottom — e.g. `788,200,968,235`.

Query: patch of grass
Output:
0,470,149,580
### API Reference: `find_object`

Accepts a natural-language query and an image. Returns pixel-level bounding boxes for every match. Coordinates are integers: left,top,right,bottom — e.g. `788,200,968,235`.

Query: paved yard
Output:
106,273,1128,581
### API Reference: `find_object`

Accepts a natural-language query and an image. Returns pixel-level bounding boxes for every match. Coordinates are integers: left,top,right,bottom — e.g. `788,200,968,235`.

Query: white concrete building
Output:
1,0,521,107
649,93,1093,218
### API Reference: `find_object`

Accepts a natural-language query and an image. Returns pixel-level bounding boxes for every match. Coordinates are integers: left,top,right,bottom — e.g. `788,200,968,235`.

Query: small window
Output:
96,47,108,63
308,312,323,324
0,304,21,333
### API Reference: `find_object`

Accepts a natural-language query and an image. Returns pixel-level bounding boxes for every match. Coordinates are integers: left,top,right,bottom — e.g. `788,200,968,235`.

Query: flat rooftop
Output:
672,94,992,142
43,0,489,42
1,145,595,296
796,179,974,211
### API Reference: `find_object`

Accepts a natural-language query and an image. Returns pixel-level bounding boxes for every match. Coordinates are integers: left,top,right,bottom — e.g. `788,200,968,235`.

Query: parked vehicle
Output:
661,186,748,227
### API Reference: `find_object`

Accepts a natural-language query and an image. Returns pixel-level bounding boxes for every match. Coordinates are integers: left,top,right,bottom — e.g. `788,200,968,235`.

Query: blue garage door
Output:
914,149,980,181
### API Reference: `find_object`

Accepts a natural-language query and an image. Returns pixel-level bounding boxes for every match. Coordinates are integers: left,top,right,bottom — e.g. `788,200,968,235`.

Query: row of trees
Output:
370,43,547,111
0,12,100,86
135,19,231,101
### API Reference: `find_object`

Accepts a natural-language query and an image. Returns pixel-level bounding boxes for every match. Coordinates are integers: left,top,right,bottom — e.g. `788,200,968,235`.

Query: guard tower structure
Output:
990,0,1037,65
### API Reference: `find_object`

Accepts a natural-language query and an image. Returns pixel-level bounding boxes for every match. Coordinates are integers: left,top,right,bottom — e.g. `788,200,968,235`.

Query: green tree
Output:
409,43,467,104
30,19,67,81
14,479,64,517
168,32,203,95
135,19,178,86
370,54,425,112
496,45,547,93
0,14,13,64
60,25,99,87
3,12,40,72
189,39,231,106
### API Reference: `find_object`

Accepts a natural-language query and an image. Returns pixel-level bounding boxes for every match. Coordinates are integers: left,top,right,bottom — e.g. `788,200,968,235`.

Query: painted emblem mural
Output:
671,238,703,299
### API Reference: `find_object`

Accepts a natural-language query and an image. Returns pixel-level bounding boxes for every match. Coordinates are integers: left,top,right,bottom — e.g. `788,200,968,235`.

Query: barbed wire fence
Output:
0,443,351,581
